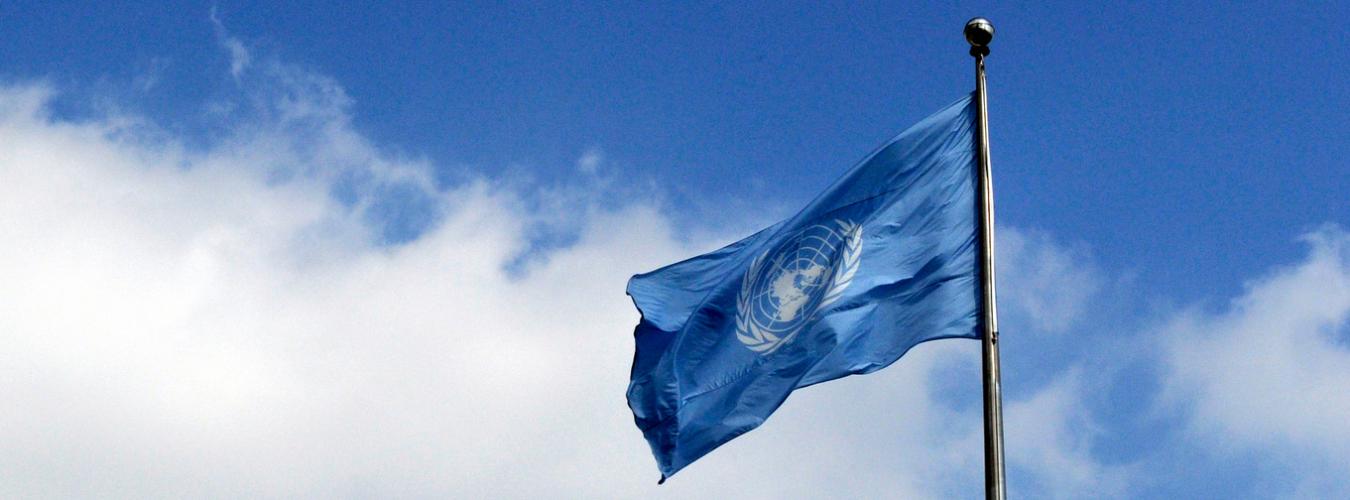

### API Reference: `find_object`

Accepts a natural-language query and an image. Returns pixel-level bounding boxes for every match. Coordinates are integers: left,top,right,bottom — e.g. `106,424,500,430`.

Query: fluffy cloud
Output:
0,74,702,496
997,228,1101,336
1004,371,1129,499
1162,227,1350,497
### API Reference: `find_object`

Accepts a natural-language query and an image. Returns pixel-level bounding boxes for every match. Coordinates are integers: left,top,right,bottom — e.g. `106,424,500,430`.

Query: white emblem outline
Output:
735,219,862,354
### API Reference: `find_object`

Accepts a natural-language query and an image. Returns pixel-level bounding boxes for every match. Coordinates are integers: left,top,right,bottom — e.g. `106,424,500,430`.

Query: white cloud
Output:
1161,227,1350,496
0,79,697,497
1004,371,1130,499
997,228,1101,335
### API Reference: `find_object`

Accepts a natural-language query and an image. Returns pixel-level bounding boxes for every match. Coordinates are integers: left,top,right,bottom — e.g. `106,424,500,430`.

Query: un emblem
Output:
736,219,862,354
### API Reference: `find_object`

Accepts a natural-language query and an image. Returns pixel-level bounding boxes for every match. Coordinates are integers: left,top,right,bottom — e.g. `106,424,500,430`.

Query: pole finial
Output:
965,17,994,56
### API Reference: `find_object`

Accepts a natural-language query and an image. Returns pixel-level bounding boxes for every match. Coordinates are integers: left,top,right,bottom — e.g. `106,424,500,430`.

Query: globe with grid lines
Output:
749,223,850,334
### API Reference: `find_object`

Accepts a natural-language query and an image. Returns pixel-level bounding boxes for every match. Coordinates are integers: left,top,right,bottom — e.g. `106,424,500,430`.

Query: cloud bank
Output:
0,74,690,497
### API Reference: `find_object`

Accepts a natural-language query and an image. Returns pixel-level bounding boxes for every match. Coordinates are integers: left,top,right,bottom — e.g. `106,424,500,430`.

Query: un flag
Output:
626,94,980,480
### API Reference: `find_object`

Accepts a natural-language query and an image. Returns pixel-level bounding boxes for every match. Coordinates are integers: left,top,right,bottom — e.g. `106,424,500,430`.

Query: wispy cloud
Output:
577,147,603,174
997,228,1102,336
209,7,251,81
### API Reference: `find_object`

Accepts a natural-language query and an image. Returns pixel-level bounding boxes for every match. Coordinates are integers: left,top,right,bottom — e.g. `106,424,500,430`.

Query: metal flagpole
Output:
965,17,1006,500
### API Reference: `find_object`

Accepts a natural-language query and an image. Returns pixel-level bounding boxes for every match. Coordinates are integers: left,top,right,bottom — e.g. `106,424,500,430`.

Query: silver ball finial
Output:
964,17,995,48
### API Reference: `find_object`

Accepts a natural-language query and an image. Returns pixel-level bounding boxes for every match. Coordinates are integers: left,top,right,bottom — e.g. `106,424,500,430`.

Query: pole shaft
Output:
974,50,1007,500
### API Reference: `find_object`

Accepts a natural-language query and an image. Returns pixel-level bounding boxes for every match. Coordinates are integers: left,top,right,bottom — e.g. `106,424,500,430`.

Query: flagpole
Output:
965,17,1006,500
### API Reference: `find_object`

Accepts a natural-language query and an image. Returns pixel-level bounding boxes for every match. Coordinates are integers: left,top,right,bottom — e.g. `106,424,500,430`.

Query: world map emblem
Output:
736,219,862,354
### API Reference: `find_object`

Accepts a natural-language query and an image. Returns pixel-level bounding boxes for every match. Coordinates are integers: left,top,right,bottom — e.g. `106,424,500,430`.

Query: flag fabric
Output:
625,94,981,480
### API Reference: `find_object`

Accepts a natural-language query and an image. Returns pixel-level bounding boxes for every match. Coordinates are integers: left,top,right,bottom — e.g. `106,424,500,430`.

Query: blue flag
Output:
626,94,981,480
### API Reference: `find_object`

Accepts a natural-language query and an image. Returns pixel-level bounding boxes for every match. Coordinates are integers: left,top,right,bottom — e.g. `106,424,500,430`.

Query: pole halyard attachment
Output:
965,16,1006,500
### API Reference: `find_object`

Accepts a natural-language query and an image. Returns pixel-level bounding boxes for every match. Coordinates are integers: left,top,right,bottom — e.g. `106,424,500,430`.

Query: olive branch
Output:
819,219,862,309
736,251,779,352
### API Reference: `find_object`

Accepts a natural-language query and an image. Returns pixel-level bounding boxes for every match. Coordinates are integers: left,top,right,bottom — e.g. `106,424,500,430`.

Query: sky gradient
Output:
1,2,1348,498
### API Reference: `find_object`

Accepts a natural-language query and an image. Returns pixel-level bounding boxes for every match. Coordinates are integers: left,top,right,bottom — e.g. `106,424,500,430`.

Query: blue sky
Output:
1,2,1348,498
9,2,1348,301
